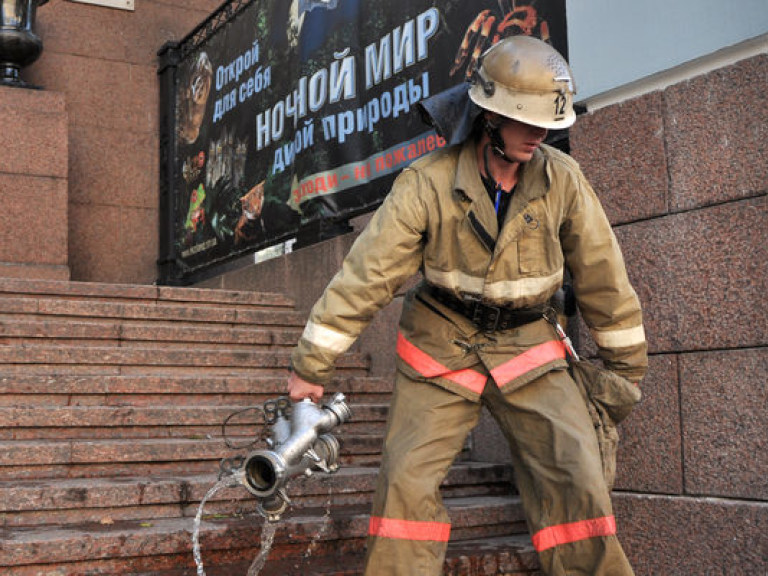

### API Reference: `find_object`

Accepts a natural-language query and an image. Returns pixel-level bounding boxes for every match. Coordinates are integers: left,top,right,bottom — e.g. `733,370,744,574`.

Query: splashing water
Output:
192,476,240,576
191,471,337,575
302,480,334,562
192,472,278,576
246,521,278,576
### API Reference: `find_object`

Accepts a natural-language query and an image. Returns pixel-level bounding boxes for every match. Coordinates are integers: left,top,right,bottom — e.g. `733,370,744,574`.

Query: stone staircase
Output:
0,278,541,575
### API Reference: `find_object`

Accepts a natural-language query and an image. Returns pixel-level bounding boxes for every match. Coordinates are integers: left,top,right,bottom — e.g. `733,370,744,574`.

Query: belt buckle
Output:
483,304,503,332
474,302,502,332
462,294,501,332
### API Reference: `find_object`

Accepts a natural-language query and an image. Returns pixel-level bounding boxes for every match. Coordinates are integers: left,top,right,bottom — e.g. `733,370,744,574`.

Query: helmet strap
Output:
482,144,510,196
483,115,515,164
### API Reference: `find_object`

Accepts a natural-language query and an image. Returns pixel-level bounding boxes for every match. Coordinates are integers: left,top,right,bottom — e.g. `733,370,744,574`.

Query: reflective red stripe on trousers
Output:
369,516,451,541
532,515,617,552
397,333,565,394
490,339,566,386
396,333,487,394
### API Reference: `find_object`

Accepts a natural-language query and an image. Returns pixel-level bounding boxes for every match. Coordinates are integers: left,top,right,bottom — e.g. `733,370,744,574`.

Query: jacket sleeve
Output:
559,169,648,383
291,168,429,385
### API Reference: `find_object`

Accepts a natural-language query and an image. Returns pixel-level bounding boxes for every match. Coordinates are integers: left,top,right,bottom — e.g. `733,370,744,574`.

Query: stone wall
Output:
0,87,68,280
20,0,221,283
204,53,768,574
569,54,767,574
5,3,764,572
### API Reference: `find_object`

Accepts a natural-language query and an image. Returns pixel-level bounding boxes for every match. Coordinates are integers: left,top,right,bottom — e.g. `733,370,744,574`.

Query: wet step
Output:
0,463,515,527
0,374,394,406
167,534,541,576
201,534,543,576
0,495,531,576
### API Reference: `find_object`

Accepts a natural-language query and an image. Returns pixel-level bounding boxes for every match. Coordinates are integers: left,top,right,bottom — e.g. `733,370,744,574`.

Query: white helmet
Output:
469,35,576,130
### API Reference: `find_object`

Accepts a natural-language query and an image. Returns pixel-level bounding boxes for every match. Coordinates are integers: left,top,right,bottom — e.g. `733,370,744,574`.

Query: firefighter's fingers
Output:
287,371,324,403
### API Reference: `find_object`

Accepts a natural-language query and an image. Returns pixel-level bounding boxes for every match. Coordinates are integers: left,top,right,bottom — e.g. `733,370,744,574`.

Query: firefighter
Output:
287,35,647,575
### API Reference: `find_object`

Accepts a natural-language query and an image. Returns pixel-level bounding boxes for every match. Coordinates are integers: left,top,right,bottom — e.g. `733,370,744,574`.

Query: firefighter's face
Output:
489,113,548,163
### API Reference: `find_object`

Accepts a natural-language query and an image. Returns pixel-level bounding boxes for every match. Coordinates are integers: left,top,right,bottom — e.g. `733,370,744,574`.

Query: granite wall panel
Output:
119,206,160,285
356,296,402,378
68,125,158,210
614,493,767,575
0,86,69,280
67,203,122,282
679,348,768,500
614,354,682,494
570,91,669,225
615,196,767,353
0,174,68,266
67,124,158,210
284,235,357,313
35,1,217,66
28,53,157,134
664,55,768,211
0,88,67,179
203,252,288,293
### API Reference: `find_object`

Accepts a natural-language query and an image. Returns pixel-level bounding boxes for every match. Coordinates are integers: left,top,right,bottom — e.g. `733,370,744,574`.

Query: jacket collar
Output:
453,140,551,251
495,147,551,254
453,140,499,241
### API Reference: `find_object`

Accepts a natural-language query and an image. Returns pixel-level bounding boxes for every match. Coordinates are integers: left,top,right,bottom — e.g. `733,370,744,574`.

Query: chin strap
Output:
483,116,515,164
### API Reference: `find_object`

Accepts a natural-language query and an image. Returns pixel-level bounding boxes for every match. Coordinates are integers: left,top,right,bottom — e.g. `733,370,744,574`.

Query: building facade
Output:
1,1,766,573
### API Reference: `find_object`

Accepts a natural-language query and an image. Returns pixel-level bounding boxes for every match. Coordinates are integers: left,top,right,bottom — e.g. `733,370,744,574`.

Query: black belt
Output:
423,284,546,332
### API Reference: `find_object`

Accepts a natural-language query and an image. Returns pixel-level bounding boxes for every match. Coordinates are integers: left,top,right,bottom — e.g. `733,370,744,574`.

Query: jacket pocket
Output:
517,210,560,274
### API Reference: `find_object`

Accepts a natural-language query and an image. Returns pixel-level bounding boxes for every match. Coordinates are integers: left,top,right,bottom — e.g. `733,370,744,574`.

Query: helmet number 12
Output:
554,94,567,120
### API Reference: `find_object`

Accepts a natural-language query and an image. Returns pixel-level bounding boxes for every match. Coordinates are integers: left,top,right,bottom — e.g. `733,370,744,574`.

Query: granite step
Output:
0,278,295,309
0,296,308,327
0,463,515,528
0,374,394,406
0,434,385,481
151,534,542,576
0,495,531,575
0,345,368,377
0,403,389,440
0,318,303,350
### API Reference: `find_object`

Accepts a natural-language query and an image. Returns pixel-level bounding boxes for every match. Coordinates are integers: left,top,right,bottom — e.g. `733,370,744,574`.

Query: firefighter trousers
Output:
363,366,634,576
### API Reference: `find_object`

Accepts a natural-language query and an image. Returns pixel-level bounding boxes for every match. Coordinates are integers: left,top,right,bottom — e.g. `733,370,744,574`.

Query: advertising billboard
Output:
158,0,566,283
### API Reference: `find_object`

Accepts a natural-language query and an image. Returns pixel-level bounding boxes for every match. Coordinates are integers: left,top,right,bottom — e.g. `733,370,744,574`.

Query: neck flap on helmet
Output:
416,83,481,147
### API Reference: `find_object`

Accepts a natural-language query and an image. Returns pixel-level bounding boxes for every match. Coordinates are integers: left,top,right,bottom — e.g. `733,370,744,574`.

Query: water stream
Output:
192,476,240,576
192,473,282,576
302,480,334,564
192,475,337,576
245,520,278,576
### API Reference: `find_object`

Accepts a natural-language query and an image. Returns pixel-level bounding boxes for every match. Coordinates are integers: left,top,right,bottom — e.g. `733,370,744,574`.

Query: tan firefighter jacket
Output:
291,139,648,401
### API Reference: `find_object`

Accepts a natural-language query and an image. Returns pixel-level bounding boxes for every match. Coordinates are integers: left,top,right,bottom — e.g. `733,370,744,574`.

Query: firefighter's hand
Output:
287,371,324,403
